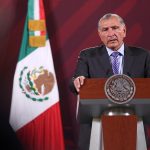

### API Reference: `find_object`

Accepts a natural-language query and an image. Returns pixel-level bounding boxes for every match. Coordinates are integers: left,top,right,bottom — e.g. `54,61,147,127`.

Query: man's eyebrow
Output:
102,27,108,29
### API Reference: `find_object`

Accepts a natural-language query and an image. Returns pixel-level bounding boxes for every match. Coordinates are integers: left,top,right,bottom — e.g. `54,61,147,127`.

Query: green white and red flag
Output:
9,0,65,150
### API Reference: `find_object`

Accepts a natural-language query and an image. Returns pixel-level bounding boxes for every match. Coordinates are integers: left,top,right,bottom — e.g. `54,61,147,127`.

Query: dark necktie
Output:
111,52,120,74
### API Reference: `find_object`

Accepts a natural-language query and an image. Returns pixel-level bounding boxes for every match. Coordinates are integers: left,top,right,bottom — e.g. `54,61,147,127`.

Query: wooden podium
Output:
77,78,150,150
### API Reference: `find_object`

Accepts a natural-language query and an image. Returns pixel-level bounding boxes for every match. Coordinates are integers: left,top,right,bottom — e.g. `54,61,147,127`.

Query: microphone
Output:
126,72,131,77
106,69,111,77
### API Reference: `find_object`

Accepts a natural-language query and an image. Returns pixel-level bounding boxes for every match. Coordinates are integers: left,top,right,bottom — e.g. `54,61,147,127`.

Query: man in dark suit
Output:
70,13,150,94
70,13,150,150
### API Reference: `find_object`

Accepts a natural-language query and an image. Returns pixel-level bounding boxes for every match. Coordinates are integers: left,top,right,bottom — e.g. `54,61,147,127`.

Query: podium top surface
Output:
79,78,150,99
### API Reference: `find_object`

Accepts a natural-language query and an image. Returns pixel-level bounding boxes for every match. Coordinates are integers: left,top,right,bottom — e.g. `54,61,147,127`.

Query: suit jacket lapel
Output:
98,46,113,77
123,45,133,75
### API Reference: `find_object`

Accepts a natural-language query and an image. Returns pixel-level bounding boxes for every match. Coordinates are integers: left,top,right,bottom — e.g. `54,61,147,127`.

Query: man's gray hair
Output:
98,13,125,30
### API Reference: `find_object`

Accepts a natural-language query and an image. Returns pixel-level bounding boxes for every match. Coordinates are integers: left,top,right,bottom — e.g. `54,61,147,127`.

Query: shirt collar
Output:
106,43,124,56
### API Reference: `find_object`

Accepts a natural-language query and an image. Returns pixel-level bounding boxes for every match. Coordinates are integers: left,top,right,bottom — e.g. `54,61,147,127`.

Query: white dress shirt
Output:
106,44,124,74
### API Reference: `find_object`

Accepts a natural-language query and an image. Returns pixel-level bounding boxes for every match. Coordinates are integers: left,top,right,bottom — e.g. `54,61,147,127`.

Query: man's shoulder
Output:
127,45,148,51
80,45,105,54
126,45,150,54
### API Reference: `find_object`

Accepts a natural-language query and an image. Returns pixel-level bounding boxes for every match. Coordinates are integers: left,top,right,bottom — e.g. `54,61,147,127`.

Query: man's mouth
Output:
109,38,117,42
108,39,118,43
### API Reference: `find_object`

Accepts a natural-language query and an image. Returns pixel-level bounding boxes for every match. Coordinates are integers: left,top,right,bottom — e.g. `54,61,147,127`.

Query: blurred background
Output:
1,0,150,149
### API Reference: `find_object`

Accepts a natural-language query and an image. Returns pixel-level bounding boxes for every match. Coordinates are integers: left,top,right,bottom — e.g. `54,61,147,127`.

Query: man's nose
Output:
107,28,115,36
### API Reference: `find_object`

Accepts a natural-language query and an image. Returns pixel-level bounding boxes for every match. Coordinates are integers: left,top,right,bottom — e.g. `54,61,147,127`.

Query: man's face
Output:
98,16,126,51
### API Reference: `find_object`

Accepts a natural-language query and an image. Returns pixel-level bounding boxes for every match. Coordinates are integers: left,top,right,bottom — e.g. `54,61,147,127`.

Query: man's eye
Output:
102,28,108,31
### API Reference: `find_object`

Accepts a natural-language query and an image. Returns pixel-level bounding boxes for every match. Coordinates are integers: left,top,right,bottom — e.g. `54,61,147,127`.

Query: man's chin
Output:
108,44,118,50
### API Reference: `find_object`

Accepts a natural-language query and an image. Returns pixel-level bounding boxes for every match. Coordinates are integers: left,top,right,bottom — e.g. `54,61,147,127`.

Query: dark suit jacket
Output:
70,44,150,94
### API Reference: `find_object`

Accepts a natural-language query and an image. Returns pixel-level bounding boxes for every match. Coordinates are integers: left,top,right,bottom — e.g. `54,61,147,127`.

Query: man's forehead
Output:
100,17,122,28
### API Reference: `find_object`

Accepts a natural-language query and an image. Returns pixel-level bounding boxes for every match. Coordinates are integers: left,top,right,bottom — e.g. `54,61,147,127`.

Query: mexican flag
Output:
9,0,65,150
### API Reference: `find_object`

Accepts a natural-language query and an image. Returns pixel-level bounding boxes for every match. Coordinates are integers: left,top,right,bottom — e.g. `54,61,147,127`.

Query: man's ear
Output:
123,26,126,37
98,30,101,38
